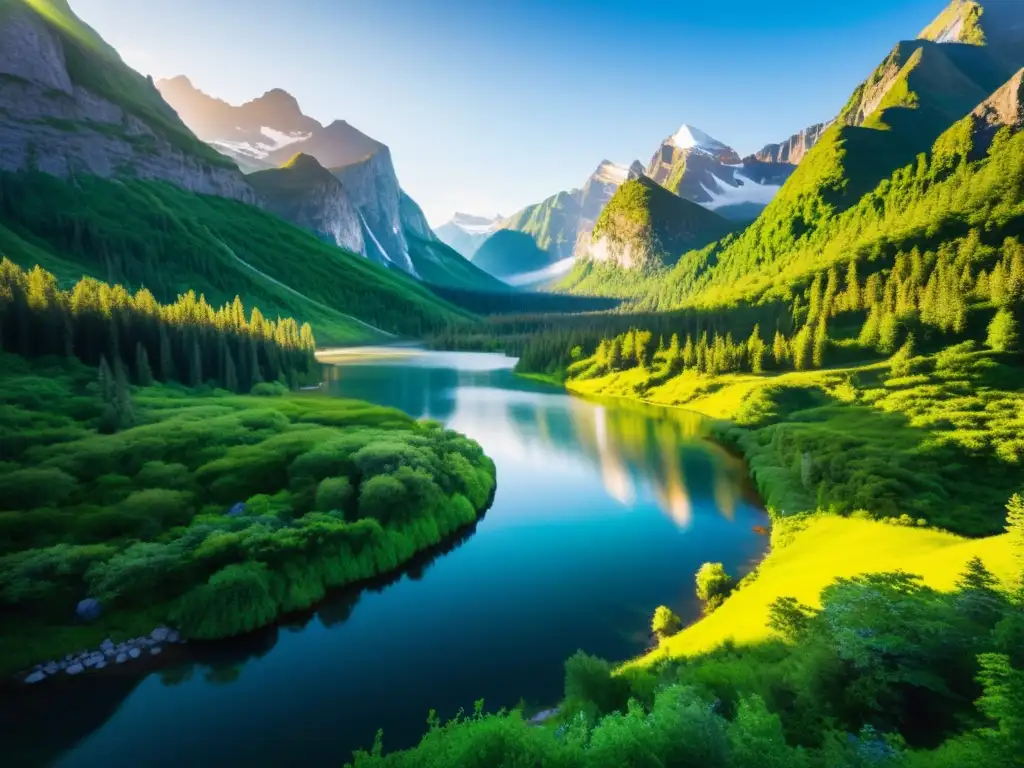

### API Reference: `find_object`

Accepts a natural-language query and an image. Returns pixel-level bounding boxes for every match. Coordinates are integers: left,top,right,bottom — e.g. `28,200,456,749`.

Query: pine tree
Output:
112,357,135,429
188,335,203,387
225,348,239,392
877,311,900,355
158,324,175,382
859,306,881,348
97,355,115,402
812,319,828,369
843,261,861,312
987,309,1019,353
135,341,154,386
889,333,915,378
746,324,766,374
772,330,787,368
792,325,813,371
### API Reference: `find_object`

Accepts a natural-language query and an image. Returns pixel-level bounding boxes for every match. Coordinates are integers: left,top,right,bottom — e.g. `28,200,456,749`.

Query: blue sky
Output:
74,0,946,225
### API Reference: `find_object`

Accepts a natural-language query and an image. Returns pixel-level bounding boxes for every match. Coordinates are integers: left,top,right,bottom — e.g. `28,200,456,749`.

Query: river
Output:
5,349,768,767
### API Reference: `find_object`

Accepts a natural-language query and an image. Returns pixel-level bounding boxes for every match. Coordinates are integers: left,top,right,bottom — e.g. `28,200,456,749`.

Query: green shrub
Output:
170,562,278,639
315,476,354,513
0,467,78,511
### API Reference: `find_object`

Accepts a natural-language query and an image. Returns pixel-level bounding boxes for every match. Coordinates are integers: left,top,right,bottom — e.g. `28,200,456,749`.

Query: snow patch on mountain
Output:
592,161,630,185
670,124,730,154
211,126,311,160
699,171,781,211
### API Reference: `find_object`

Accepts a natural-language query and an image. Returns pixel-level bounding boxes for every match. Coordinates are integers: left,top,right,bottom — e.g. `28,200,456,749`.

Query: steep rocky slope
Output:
158,75,461,282
748,122,831,165
0,0,253,201
248,153,364,254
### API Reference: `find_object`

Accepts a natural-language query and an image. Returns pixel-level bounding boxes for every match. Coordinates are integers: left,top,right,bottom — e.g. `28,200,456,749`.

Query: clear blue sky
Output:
74,0,946,225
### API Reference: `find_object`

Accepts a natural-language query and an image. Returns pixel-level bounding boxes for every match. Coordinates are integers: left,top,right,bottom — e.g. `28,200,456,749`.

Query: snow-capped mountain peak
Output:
669,124,730,153
592,160,630,185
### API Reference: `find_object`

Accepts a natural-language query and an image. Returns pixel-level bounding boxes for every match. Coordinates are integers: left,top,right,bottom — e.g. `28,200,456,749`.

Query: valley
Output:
0,0,1022,766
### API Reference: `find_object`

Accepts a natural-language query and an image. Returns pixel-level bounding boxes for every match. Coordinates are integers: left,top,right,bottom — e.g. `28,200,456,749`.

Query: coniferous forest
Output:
2,0,1024,767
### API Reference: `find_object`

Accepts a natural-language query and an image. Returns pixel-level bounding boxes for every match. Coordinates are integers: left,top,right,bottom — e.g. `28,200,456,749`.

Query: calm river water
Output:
5,349,767,767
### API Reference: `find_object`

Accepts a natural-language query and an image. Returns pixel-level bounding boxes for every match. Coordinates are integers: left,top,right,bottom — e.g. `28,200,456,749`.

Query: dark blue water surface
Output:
6,350,767,767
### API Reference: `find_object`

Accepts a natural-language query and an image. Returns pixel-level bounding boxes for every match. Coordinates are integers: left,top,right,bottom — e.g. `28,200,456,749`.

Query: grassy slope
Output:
405,230,511,293
632,515,1015,664
0,172,474,343
565,355,1022,667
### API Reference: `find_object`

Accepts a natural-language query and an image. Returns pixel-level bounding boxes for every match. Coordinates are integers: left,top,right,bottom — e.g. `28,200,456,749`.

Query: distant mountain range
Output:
157,76,501,291
434,213,504,260
439,120,824,281
561,0,1024,302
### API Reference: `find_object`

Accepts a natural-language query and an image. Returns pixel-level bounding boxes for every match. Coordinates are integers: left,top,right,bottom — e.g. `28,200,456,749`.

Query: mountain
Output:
0,0,252,201
576,176,733,271
158,75,454,282
643,123,810,221
248,153,365,254
0,0,475,343
494,159,636,273
566,0,1024,309
748,122,831,165
472,230,553,279
434,213,503,259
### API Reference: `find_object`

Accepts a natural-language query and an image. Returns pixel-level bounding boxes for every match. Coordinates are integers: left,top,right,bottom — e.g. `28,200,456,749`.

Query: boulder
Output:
128,648,141,659
43,662,59,675
75,598,103,622
227,502,246,517
66,663,84,675
150,646,162,655
166,630,181,644
100,638,115,652
150,627,169,642
115,653,127,664
25,671,46,684
94,660,106,669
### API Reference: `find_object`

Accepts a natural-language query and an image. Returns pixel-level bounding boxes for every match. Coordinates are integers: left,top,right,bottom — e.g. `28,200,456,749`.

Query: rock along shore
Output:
22,626,185,684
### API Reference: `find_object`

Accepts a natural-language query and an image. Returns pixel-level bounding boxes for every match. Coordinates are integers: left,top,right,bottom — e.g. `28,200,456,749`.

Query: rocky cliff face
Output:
158,75,436,277
331,150,415,273
970,68,1024,151
0,2,253,202
749,122,830,165
248,153,364,254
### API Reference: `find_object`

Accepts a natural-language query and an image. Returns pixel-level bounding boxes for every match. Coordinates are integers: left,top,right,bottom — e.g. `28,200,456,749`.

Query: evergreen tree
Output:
890,333,916,378
877,311,900,355
987,309,1019,353
792,325,813,371
225,348,239,392
97,355,115,402
747,324,766,374
135,341,154,387
158,324,175,382
812,319,828,369
772,331,787,368
188,335,203,387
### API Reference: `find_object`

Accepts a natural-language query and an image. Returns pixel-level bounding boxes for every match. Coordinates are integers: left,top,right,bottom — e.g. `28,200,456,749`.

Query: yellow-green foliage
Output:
631,515,1016,665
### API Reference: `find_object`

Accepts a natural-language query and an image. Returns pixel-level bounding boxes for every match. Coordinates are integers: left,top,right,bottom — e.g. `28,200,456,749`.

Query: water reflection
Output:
13,349,767,768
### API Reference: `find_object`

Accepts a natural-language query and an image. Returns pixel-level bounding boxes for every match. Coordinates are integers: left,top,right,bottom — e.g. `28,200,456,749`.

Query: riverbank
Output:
0,354,497,680
539,348,1023,667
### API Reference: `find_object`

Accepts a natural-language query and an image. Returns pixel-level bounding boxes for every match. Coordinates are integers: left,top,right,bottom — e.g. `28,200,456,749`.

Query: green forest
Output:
0,267,496,673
